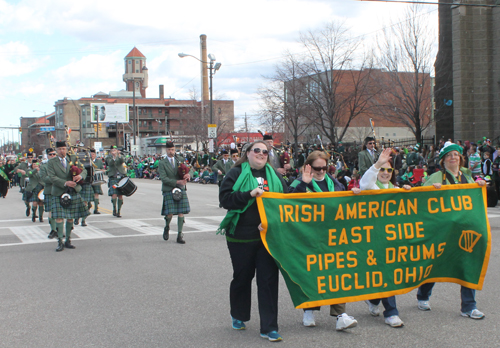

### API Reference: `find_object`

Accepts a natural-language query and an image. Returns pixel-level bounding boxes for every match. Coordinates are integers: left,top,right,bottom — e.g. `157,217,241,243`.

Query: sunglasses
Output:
251,148,269,155
48,153,57,156
311,166,328,172
367,142,375,145
379,168,394,173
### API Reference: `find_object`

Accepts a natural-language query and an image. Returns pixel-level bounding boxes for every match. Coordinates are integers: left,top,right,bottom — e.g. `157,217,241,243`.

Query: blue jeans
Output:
369,296,398,318
417,283,477,312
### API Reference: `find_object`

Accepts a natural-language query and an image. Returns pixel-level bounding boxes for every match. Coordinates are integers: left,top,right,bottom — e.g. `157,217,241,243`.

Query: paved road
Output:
0,179,499,347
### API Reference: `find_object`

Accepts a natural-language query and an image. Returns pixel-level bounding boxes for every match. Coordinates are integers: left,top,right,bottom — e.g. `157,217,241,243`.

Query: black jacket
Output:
219,165,288,241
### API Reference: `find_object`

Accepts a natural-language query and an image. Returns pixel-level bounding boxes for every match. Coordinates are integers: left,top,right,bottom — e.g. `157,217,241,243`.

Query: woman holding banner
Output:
416,142,486,319
357,147,410,328
289,151,358,331
218,141,288,342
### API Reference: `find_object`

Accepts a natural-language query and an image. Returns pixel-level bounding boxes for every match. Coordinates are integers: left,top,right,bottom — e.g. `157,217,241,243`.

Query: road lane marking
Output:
72,224,114,239
10,226,49,243
112,220,163,235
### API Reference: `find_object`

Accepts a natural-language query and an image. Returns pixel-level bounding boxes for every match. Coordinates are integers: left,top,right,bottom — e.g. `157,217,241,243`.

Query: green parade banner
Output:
257,184,491,309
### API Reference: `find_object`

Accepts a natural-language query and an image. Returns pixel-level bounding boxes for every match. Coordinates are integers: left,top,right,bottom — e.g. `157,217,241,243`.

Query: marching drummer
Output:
90,149,104,214
74,148,93,227
14,151,35,218
106,145,127,217
158,141,190,244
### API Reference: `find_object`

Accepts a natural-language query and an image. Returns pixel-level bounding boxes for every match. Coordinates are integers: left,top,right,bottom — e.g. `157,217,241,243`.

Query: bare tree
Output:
297,22,380,145
375,4,435,142
258,52,312,163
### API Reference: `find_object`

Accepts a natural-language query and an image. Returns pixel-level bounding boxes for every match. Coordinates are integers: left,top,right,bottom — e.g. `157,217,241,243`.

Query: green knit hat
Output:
439,142,463,159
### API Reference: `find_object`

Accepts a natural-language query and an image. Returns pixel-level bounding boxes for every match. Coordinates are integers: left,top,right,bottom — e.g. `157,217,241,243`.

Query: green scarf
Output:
376,180,394,189
311,175,335,193
290,175,335,193
217,162,283,236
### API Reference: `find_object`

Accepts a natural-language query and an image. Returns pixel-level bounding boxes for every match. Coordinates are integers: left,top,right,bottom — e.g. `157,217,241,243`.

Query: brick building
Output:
49,47,234,153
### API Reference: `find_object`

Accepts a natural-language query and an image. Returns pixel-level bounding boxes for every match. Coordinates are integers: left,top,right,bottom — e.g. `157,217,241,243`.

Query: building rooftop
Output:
125,47,145,58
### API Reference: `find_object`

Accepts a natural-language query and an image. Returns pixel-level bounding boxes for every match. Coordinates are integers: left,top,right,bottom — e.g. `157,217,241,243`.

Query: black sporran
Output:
171,187,182,201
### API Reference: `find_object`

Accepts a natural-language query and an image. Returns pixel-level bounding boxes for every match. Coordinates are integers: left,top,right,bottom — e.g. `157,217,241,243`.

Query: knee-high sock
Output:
65,221,74,241
87,202,92,210
112,198,117,211
178,216,184,233
49,217,56,231
94,198,99,211
32,205,37,216
117,199,123,213
164,216,172,228
38,205,44,217
56,222,64,239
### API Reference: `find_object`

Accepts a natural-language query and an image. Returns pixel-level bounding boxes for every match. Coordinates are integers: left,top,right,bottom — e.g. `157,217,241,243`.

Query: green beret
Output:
439,143,463,159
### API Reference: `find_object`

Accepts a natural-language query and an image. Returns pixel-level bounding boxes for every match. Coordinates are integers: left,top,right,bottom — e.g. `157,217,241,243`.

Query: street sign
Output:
40,127,55,132
94,142,102,152
208,139,214,153
208,124,217,138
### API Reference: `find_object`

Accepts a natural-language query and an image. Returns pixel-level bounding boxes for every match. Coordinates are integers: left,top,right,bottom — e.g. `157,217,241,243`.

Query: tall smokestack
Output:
200,34,209,103
159,85,164,101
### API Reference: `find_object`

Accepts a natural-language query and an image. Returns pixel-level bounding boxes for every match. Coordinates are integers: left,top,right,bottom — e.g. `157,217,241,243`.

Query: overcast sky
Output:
0,0,438,144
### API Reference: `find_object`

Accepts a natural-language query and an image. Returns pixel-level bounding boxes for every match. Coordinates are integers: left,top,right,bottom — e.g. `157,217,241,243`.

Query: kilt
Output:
80,183,95,202
44,193,53,212
50,192,90,219
28,184,43,203
108,177,122,196
92,184,103,195
161,190,190,216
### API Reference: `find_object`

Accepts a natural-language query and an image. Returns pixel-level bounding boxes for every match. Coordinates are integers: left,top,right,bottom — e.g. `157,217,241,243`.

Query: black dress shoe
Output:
163,226,169,241
32,215,36,223
94,210,101,214
39,216,43,223
26,207,30,217
176,233,185,244
113,210,117,216
81,221,87,227
56,239,64,252
116,213,122,218
48,230,57,239
74,218,79,225
64,239,76,249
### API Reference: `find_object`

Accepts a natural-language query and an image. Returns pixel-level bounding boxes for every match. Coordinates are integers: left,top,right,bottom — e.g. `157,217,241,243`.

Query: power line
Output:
355,0,499,7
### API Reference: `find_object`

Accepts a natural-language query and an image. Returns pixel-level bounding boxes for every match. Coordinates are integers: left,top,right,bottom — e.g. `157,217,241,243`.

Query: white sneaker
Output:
303,310,316,327
461,309,485,319
365,300,380,316
417,300,431,311
385,315,404,327
336,313,358,331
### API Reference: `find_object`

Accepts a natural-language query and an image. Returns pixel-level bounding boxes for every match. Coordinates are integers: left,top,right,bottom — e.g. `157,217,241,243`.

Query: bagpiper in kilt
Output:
105,146,127,218
42,148,58,238
159,141,191,244
47,141,89,252
13,152,34,217
90,149,104,214
26,160,44,223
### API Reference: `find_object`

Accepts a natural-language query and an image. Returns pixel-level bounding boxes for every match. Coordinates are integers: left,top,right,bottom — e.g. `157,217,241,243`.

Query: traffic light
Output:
19,127,22,134
99,123,102,131
94,124,97,132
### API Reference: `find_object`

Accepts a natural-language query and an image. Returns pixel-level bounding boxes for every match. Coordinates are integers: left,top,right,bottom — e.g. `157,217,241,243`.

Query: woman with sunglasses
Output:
289,150,358,331
219,141,288,342
357,147,410,327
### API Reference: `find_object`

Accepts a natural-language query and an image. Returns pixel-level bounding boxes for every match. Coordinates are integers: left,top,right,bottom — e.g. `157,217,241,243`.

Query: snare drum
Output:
113,177,137,197
92,170,106,185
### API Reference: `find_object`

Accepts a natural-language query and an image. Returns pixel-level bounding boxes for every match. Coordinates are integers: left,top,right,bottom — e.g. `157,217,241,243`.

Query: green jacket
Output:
47,155,87,196
39,162,53,195
158,155,185,192
423,167,474,186
14,161,32,187
105,155,127,177
358,150,378,176
26,167,42,191
212,158,234,182
93,158,104,170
